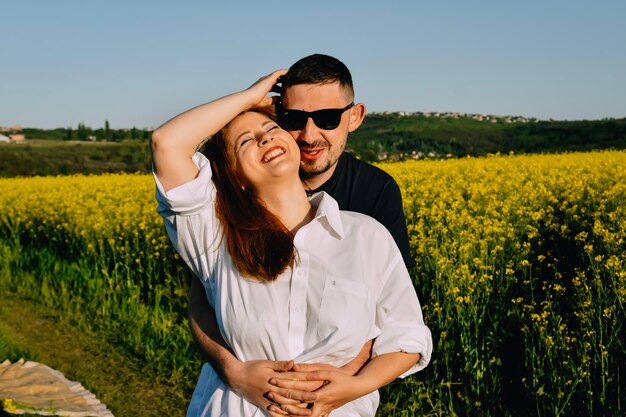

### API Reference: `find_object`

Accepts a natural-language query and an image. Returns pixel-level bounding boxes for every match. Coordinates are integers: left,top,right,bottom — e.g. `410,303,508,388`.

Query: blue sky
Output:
2,0,625,128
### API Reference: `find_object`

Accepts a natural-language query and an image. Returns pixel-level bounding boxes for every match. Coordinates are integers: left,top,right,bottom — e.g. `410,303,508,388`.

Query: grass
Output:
0,291,190,417
0,329,32,363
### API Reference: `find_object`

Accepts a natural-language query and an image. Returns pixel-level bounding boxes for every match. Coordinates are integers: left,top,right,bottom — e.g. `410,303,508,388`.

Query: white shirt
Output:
154,152,432,417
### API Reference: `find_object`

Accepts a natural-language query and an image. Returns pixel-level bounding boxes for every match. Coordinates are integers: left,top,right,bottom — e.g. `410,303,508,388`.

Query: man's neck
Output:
301,161,339,191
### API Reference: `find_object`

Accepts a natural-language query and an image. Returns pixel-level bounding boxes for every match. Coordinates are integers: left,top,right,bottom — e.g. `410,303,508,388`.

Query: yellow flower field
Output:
1,150,624,416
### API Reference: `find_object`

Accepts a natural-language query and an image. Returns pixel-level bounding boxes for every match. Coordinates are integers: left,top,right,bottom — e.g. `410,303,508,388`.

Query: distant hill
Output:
0,140,150,177
348,112,626,160
0,114,625,177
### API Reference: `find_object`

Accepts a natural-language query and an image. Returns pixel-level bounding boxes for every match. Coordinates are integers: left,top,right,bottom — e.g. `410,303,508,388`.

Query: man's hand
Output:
265,339,374,415
265,364,350,416
225,360,316,416
267,363,348,398
268,370,367,417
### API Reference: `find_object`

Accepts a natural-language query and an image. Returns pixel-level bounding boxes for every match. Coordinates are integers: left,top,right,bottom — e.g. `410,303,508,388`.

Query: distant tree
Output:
66,127,72,141
77,122,88,141
104,120,112,141
111,129,125,142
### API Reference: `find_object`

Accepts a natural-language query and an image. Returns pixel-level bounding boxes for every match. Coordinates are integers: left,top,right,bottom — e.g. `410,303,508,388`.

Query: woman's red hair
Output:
201,107,295,282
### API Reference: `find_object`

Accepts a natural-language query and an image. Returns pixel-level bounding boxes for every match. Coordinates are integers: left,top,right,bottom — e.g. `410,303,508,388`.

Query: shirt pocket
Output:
316,273,373,344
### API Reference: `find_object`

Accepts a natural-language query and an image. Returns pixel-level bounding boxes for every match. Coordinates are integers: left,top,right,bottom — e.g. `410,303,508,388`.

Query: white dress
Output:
154,152,432,417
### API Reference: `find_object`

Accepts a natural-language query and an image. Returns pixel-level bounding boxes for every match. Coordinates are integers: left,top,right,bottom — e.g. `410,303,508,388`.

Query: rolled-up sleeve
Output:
153,152,221,280
372,252,432,378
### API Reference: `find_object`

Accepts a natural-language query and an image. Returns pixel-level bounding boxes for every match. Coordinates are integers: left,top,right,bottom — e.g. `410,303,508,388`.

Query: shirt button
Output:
295,306,301,313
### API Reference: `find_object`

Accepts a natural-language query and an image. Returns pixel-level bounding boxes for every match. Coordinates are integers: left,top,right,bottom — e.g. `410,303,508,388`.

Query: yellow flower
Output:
2,398,17,413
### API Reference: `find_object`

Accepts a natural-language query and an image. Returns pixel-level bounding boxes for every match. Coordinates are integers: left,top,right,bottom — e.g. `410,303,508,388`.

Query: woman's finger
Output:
269,68,288,80
268,403,313,417
278,403,313,417
269,378,323,391
267,404,290,416
269,387,316,403
259,69,288,89
270,76,283,94
292,363,336,372
304,370,335,382
267,391,303,406
247,69,288,100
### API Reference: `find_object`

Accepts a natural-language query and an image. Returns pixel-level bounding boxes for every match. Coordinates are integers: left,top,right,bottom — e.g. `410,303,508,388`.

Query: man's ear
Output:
347,103,367,133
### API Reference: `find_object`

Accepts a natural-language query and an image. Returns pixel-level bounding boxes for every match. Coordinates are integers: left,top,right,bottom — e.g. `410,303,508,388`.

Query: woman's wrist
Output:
230,90,255,111
351,374,377,398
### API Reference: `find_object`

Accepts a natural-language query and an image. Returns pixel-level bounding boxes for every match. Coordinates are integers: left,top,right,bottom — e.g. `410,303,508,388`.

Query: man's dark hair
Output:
282,54,354,97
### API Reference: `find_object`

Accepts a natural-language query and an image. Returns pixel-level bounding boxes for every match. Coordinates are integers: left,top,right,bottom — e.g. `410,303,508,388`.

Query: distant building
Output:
0,125,26,141
0,134,10,143
0,125,22,132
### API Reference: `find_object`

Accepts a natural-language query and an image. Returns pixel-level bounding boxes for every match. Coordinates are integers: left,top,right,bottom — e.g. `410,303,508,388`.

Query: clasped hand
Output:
228,360,362,417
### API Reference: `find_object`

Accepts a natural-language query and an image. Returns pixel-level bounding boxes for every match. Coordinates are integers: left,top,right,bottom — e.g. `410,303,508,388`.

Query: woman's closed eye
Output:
237,125,279,150
237,137,253,150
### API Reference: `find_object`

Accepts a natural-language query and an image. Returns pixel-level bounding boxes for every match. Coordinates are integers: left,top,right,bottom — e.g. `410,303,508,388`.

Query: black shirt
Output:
307,153,411,268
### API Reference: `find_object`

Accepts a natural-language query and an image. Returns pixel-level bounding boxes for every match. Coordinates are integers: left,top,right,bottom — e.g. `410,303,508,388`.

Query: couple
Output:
152,54,432,417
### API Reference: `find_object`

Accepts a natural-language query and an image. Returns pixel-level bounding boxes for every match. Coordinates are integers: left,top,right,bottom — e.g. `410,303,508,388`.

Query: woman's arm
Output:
151,69,286,192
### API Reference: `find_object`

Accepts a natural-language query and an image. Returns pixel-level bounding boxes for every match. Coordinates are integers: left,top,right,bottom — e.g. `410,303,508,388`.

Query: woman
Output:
152,69,432,417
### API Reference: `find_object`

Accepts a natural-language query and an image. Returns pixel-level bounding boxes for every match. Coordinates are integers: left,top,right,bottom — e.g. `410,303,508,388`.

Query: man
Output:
187,54,411,416
278,55,411,266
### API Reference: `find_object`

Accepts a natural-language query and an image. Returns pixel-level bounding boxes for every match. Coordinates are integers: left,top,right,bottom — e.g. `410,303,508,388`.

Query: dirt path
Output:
0,292,190,417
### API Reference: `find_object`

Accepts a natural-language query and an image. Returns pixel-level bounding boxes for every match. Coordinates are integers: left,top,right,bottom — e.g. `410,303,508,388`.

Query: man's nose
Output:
298,117,318,144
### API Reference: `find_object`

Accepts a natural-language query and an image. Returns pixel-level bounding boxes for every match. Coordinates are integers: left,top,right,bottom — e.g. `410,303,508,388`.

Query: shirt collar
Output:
308,191,344,239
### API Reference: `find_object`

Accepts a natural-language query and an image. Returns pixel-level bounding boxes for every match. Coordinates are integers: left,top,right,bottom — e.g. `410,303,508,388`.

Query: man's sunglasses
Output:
278,102,355,130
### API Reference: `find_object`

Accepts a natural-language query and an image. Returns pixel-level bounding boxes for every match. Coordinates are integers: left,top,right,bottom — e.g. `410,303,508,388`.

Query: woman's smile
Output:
261,146,286,163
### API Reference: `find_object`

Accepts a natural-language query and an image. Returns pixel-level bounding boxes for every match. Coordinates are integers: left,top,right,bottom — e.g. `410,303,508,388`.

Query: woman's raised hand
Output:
151,68,287,192
243,69,288,109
